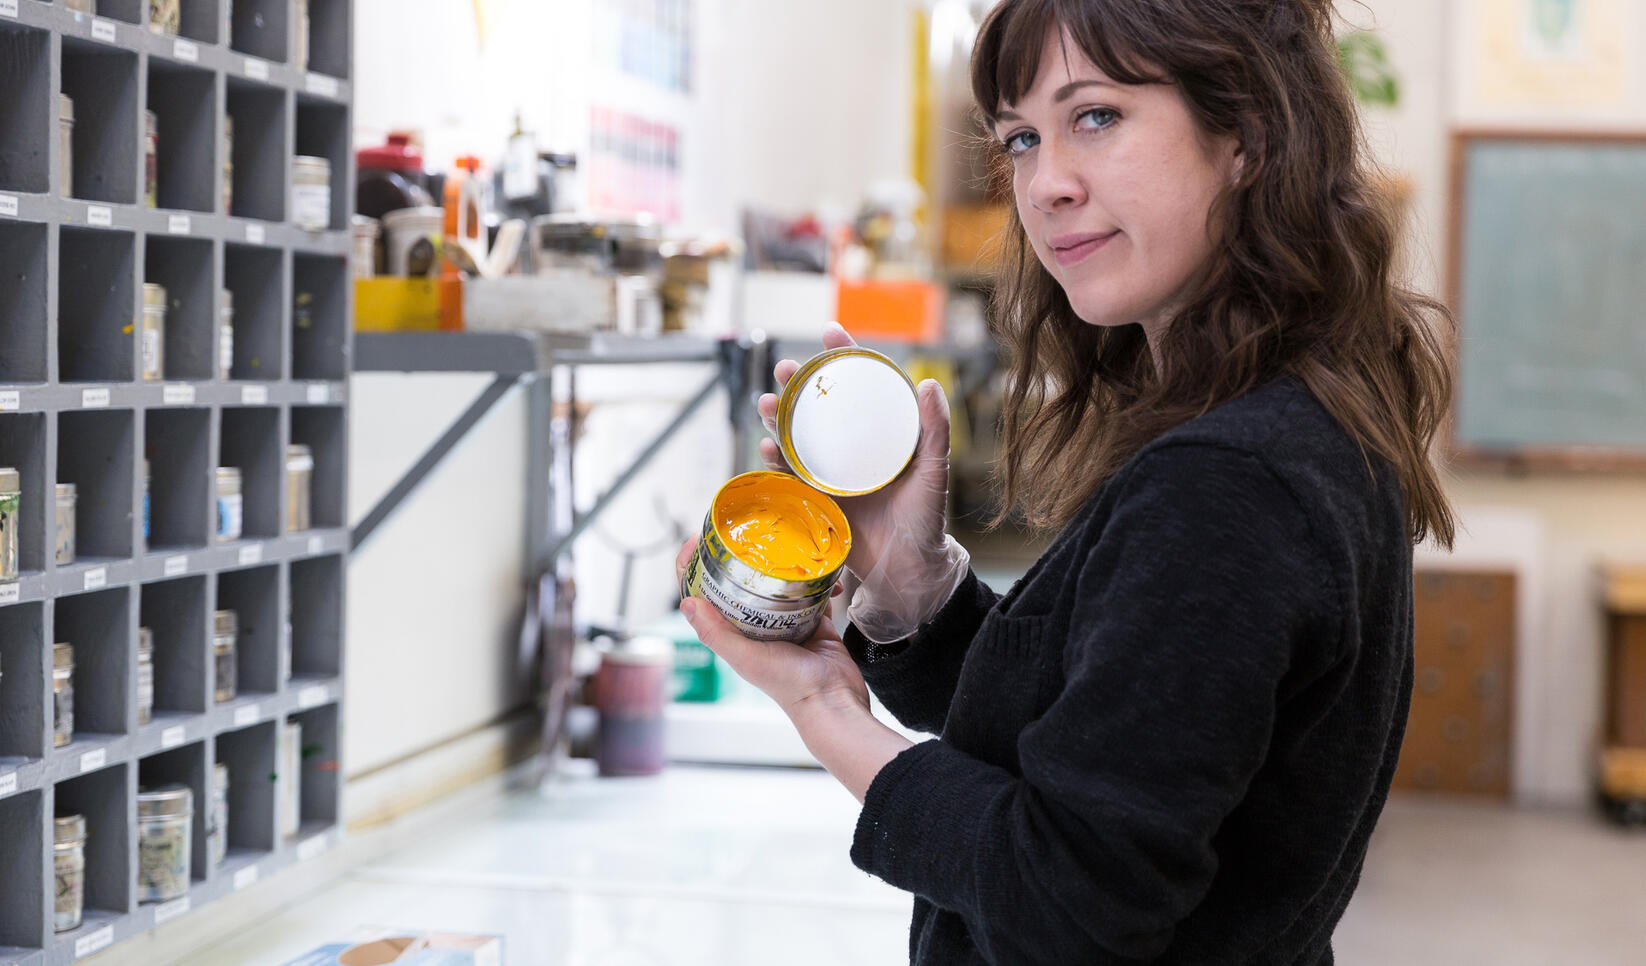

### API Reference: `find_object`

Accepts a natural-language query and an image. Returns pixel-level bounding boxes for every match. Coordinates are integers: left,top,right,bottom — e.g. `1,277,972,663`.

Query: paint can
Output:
679,471,851,643
594,635,673,777
775,346,921,496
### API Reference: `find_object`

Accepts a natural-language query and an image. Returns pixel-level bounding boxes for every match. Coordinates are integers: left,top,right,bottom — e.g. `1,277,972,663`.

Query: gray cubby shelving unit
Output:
0,1,351,963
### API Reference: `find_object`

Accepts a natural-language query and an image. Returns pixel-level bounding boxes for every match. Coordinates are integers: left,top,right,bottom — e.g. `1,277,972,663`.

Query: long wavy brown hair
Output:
971,0,1456,549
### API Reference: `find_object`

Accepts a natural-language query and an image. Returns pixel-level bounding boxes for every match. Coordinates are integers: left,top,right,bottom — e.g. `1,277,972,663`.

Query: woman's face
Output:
993,28,1239,344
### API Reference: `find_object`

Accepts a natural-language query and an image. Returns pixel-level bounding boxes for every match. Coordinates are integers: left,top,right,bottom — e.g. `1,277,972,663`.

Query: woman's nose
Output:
1028,140,1087,213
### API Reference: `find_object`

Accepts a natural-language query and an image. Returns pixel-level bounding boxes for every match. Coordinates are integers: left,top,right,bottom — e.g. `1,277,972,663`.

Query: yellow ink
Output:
713,473,850,580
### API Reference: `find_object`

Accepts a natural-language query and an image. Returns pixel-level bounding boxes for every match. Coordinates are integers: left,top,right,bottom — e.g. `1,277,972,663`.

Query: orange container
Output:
834,279,943,344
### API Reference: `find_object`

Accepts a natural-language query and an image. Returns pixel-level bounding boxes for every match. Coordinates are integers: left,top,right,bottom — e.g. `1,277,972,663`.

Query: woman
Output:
676,0,1455,962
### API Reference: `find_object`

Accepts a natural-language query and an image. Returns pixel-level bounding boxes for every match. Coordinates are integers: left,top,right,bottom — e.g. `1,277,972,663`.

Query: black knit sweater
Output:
844,377,1413,965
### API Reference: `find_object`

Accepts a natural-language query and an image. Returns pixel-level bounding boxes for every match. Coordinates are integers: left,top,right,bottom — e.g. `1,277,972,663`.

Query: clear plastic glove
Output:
757,323,970,644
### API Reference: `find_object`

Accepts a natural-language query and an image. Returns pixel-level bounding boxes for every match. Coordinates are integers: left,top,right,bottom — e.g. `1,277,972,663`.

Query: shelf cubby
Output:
0,218,50,384
0,602,48,764
285,702,337,838
223,242,284,380
146,58,219,214
137,741,209,886
288,554,340,680
293,98,348,232
0,22,50,194
214,720,276,860
58,227,136,384
143,234,217,381
224,77,287,222
0,413,49,576
287,406,341,529
305,0,350,80
214,564,279,697
228,0,289,64
218,406,280,539
51,763,132,932
138,576,209,717
0,790,44,958
143,408,211,552
94,0,143,26
52,587,132,740
177,0,222,44
60,37,139,205
290,254,346,380
56,409,136,562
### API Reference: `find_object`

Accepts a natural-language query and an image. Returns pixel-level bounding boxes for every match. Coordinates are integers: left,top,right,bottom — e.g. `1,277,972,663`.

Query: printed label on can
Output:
142,329,162,379
681,549,828,643
217,495,243,542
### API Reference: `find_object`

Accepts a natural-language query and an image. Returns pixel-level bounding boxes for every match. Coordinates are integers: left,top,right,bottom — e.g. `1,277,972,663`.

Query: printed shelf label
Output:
239,544,262,566
87,205,112,227
0,771,16,798
92,18,116,42
0,194,16,217
246,223,266,244
80,748,106,773
163,383,195,405
245,57,269,80
307,383,329,404
0,390,20,411
305,73,340,98
82,387,110,408
0,0,16,19
75,924,114,959
298,685,328,709
298,835,329,862
0,583,18,605
173,38,198,62
234,864,259,890
154,896,190,924
161,725,186,749
233,704,258,727
84,567,107,590
308,536,323,555
168,214,191,234
242,385,268,404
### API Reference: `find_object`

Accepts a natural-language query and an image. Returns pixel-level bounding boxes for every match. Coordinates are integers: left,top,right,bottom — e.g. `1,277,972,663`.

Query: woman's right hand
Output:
756,323,971,644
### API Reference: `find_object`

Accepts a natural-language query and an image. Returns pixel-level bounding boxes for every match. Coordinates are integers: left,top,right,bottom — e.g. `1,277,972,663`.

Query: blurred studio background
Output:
3,0,1645,963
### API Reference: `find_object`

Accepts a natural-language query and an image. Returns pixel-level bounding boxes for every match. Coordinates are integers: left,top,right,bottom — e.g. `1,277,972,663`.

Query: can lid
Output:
142,282,167,307
777,347,921,496
54,813,86,846
137,783,194,818
0,466,18,490
138,626,153,654
56,482,76,499
213,609,238,636
54,642,73,667
59,94,73,123
602,634,675,667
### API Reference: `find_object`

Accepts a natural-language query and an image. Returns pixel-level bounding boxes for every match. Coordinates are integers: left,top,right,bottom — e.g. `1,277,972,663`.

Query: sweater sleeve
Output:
842,568,999,735
849,444,1339,964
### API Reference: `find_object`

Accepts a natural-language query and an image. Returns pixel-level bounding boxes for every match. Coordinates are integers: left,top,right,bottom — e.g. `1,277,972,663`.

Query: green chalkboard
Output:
1451,134,1646,463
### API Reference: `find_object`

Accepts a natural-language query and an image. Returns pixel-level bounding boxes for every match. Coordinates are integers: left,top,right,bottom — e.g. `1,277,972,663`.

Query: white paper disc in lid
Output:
778,347,921,496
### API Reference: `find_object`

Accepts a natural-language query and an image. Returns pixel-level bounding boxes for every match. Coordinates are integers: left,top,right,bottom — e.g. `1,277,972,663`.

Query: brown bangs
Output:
971,0,1164,125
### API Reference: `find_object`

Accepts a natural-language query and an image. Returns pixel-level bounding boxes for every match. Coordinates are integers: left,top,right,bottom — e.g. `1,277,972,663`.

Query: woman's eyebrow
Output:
995,78,1118,122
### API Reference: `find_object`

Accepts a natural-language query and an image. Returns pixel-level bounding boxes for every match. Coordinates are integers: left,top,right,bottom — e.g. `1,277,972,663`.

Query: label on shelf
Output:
163,383,195,405
87,205,112,227
0,194,16,217
245,57,269,81
234,864,259,890
0,583,18,605
307,536,322,555
164,555,187,576
82,387,110,408
168,214,191,235
161,725,186,749
80,748,106,773
238,544,262,566
75,924,114,959
307,383,329,404
174,38,199,63
298,834,329,862
84,567,106,590
0,0,16,19
233,703,259,727
246,223,266,245
0,390,17,411
0,771,16,798
305,73,340,98
242,385,268,405
92,18,117,43
154,896,191,924
298,685,328,709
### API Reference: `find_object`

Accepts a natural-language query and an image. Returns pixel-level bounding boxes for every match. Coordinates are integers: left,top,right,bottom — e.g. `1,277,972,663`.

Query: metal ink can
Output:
285,444,313,532
54,482,76,566
53,813,86,933
213,609,237,703
0,467,19,582
136,784,192,903
776,346,921,497
148,0,181,35
680,472,850,644
141,282,166,382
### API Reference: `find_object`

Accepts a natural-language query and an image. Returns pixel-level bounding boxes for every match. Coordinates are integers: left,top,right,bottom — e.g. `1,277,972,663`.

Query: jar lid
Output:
139,626,153,654
54,642,73,667
54,813,86,846
287,443,314,462
776,346,921,496
215,466,241,484
355,132,423,173
602,634,675,667
59,94,73,123
0,467,19,490
293,155,332,175
142,282,167,307
137,783,194,818
56,482,76,499
214,609,238,636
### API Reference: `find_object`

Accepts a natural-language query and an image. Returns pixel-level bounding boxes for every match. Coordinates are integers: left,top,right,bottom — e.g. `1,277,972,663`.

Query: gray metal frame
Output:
0,2,351,963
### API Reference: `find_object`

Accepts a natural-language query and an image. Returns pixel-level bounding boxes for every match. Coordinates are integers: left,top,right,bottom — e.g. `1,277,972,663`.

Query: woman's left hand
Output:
675,537,870,720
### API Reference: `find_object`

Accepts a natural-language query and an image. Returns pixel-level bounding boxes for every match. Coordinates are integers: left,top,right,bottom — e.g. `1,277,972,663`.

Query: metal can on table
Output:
53,813,87,933
54,482,76,566
141,282,166,382
137,626,154,726
679,471,851,644
53,643,74,748
0,467,20,582
215,467,242,542
285,444,312,532
136,784,192,903
213,609,237,703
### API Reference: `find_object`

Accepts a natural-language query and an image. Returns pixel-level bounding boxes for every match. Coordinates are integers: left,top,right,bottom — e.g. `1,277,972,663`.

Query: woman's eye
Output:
1004,130,1040,155
1077,108,1119,131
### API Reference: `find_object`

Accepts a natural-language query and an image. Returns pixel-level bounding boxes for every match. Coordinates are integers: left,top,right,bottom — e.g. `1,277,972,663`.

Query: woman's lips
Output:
1049,231,1118,267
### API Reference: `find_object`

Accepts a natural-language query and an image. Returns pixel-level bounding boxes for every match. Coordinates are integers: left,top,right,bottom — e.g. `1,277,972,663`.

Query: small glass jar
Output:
59,94,74,199
54,813,87,933
222,114,234,216
54,482,76,566
53,642,74,748
213,609,237,703
292,156,331,233
219,288,235,380
279,720,303,839
215,467,243,543
141,282,166,382
0,466,20,582
137,784,193,903
137,627,155,727
148,0,181,36
208,762,229,870
285,445,313,532
144,109,159,209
